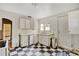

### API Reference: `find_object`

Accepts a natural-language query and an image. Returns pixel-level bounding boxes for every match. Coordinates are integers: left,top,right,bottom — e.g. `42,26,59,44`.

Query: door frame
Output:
2,18,12,48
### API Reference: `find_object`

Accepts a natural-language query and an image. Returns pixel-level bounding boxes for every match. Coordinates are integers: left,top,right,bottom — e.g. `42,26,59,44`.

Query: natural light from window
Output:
40,24,44,31
40,24,50,31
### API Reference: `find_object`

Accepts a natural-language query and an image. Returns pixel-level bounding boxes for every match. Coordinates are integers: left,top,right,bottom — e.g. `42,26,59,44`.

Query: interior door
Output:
58,15,71,48
2,18,12,48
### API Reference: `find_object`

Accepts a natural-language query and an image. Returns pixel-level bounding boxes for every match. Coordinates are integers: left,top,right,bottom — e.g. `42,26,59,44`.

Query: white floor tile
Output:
10,51,17,56
18,51,25,56
16,47,22,51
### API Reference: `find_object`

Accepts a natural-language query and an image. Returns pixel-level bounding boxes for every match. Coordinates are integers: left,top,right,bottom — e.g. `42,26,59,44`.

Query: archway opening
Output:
2,18,12,48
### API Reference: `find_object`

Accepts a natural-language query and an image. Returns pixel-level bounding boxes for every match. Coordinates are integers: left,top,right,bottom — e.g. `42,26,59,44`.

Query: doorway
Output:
2,18,12,48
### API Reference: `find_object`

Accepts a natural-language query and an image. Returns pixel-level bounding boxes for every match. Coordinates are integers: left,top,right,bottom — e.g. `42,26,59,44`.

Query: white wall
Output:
0,10,19,48
0,10,38,48
38,10,79,50
58,15,71,49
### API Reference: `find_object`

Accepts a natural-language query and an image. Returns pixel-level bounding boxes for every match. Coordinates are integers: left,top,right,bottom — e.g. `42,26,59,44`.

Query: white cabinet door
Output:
25,19,30,29
21,35,28,47
20,18,26,29
39,35,49,46
68,10,79,34
30,35,38,45
33,35,38,44
29,35,34,45
20,17,32,30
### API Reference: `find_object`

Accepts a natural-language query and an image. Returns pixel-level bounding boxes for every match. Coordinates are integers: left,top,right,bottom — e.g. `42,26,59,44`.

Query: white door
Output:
58,15,71,48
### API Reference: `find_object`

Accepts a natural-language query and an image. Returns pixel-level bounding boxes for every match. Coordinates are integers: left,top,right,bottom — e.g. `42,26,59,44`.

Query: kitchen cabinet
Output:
20,34,38,47
19,17,34,30
39,34,50,46
20,35,28,47
30,34,38,44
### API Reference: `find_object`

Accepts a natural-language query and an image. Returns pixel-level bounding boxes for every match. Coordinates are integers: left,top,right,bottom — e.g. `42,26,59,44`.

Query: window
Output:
40,24,44,31
40,23,50,31
45,24,50,31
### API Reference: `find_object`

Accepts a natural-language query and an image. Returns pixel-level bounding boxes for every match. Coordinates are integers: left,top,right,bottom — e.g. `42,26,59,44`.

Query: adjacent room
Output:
0,3,79,56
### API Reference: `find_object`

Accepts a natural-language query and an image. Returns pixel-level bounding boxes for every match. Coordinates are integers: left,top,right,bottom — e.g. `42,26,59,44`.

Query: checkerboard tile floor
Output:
9,43,72,56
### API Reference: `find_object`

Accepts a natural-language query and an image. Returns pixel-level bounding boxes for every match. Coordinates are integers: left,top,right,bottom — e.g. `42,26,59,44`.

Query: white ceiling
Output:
0,3,79,19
